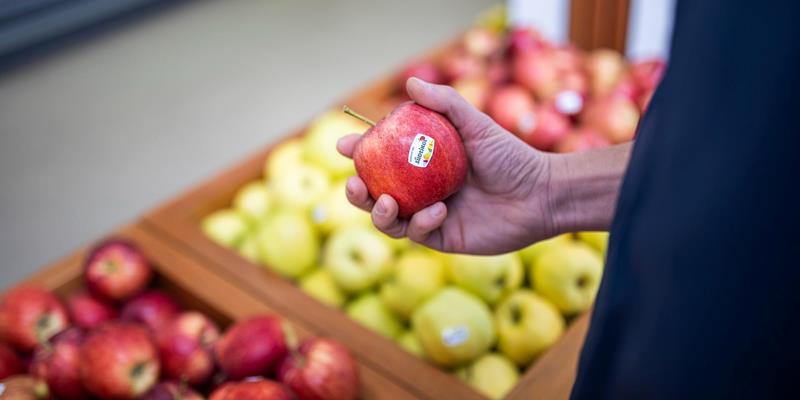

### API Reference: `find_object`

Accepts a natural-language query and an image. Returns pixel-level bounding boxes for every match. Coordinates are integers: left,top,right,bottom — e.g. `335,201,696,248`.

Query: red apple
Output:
79,322,159,399
0,286,69,352
120,290,181,333
486,58,510,85
0,342,23,379
638,89,654,112
584,96,641,143
84,239,152,302
140,382,203,400
351,102,468,218
463,27,500,59
209,379,295,400
508,27,549,55
440,49,485,82
30,328,87,399
585,48,626,97
608,76,640,103
486,85,537,135
555,127,612,153
630,58,666,93
550,45,583,74
452,77,490,111
512,49,561,100
214,315,288,380
66,291,117,329
278,338,359,400
396,61,445,88
518,103,572,151
158,311,220,386
0,375,49,400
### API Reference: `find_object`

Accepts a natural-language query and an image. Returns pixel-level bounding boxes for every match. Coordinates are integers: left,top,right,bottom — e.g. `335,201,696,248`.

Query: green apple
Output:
380,250,447,320
264,138,304,181
458,353,520,400
382,234,413,254
303,110,369,177
255,211,319,280
299,269,346,308
518,234,573,268
310,180,371,234
237,234,260,263
271,163,331,211
345,293,403,339
495,290,564,366
447,253,523,305
397,329,425,358
411,287,495,367
202,209,250,248
577,231,609,257
532,242,603,314
233,180,272,223
324,226,392,293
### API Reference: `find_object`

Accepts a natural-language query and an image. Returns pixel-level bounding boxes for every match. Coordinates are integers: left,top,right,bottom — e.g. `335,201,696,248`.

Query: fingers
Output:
345,176,374,212
406,202,447,244
336,134,361,158
371,195,407,238
406,77,493,135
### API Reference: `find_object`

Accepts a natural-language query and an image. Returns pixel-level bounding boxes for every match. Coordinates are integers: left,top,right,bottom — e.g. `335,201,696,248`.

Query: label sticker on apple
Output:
441,325,469,347
408,133,435,168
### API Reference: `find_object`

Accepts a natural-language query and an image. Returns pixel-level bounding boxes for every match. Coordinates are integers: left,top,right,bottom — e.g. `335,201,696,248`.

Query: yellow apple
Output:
532,242,603,314
324,226,393,293
495,290,564,366
310,180,371,234
271,163,330,211
232,180,272,223
577,231,610,257
299,269,346,308
264,138,304,181
380,250,447,320
458,352,520,400
446,253,523,305
303,110,369,177
255,211,319,280
236,234,260,263
345,293,403,339
201,209,249,248
518,234,573,268
397,329,425,358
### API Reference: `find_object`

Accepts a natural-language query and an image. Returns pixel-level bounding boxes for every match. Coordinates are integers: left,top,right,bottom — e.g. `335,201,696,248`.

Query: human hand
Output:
337,78,559,254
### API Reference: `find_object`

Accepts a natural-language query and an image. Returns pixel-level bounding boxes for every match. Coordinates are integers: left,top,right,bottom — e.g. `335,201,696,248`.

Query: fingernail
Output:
431,203,445,218
345,178,355,197
409,77,429,87
375,198,387,215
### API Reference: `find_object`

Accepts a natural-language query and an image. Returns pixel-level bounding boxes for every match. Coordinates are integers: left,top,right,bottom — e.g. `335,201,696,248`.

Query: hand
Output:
337,78,558,255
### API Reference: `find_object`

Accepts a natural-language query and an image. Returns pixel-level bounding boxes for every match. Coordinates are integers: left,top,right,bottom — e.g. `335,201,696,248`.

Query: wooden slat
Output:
570,0,630,53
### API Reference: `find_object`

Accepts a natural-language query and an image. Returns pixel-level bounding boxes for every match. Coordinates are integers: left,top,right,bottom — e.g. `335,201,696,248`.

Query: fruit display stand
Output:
12,223,419,400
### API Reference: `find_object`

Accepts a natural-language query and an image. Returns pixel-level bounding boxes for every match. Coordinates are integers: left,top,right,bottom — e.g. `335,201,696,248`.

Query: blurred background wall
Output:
0,0,674,289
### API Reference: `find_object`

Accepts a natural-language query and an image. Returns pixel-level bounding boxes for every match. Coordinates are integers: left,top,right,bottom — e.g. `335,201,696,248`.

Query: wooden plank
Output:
569,0,598,51
570,0,630,52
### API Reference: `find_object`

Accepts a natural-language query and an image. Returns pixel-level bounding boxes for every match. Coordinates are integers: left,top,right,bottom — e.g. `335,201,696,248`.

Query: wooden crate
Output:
17,224,418,400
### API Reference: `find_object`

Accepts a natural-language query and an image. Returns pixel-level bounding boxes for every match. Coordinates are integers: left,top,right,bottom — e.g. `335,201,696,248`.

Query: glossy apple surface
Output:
278,338,359,400
140,381,204,400
353,102,467,218
30,328,88,399
158,311,220,386
0,342,23,379
84,239,152,302
209,379,295,400
214,315,288,380
120,290,181,333
0,285,69,352
66,291,117,329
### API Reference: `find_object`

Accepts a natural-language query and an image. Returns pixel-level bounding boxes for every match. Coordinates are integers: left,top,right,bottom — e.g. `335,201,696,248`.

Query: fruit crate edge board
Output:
15,223,419,400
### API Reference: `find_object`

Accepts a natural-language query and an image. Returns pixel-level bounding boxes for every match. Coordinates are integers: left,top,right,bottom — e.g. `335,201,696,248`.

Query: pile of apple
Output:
202,99,609,398
0,239,359,400
394,16,665,152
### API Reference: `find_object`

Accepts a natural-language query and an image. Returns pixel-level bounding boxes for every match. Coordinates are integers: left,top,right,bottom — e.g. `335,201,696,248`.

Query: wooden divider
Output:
570,0,631,53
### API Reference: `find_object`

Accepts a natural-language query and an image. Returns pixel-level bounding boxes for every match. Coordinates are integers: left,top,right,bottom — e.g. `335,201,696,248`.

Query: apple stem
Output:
342,105,376,126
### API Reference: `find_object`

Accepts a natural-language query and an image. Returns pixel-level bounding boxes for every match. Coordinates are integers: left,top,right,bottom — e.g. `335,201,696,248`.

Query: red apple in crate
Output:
214,315,288,380
550,45,583,74
585,48,626,97
348,102,468,218
209,379,295,400
0,286,69,352
79,322,159,399
487,58,509,85
486,85,537,136
519,104,572,151
639,89,654,112
121,290,181,333
463,27,500,58
631,58,666,93
584,96,641,143
441,49,485,82
66,291,117,329
0,342,23,379
30,328,87,399
512,49,560,100
84,239,152,302
508,27,549,55
397,61,445,88
556,127,612,153
452,77,490,111
158,311,220,386
608,76,640,103
0,375,49,400
278,338,359,400
140,382,203,400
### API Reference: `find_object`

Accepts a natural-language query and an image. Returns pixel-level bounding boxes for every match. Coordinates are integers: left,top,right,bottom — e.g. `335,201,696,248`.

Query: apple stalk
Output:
342,106,375,127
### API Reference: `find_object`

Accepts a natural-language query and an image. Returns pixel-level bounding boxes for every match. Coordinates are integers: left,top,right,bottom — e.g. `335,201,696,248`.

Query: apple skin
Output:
303,111,369,178
452,77,491,111
345,293,403,340
577,231,610,257
65,291,117,329
79,322,160,399
584,96,641,143
0,375,50,400
256,211,320,280
440,49,486,82
214,316,288,380
555,127,611,153
278,338,359,400
233,181,273,223
397,61,446,87
532,241,604,314
202,209,251,249
264,138,305,182
486,85,537,136
512,49,560,100
299,269,347,308
396,330,425,358
457,352,520,400
157,311,220,387
120,290,182,333
463,27,501,59
353,102,468,219
380,249,447,320
325,227,393,294
209,379,296,400
84,239,153,302
0,285,69,352
447,253,523,305
518,103,571,151
518,234,573,268
0,342,23,379
310,180,371,235
411,287,495,367
140,382,203,400
271,164,331,212
585,48,626,97
494,290,564,366
630,58,666,93
30,328,87,399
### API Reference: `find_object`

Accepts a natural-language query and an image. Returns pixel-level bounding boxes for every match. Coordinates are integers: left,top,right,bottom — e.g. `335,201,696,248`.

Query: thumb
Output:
406,77,495,137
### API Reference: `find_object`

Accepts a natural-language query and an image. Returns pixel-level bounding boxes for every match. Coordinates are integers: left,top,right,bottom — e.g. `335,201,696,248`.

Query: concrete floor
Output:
0,0,495,289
